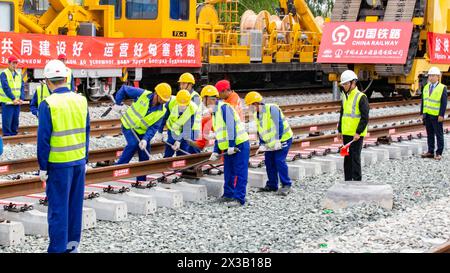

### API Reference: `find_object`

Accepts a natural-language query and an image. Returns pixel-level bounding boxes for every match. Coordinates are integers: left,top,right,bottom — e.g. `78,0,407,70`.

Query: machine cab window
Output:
126,0,158,19
170,0,189,21
22,0,48,15
0,2,13,31
100,0,122,19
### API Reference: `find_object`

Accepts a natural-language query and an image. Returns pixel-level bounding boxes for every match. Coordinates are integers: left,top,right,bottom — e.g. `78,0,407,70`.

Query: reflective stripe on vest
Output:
341,88,368,137
167,101,199,137
0,69,22,103
45,92,88,163
37,84,51,106
254,103,293,148
212,101,249,150
423,83,445,116
66,68,73,90
120,90,167,135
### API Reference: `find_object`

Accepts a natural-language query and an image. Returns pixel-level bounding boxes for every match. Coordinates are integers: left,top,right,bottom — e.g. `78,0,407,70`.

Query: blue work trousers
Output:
223,141,250,204
424,114,444,155
46,164,85,253
116,126,151,182
1,104,20,136
264,138,292,189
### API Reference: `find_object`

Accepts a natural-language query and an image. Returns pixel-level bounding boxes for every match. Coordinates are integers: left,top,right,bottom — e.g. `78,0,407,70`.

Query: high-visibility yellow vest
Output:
190,90,202,138
166,100,200,138
66,68,73,90
341,88,368,137
36,84,51,106
0,69,22,103
121,90,167,134
45,92,88,163
423,83,445,116
212,101,249,151
254,103,293,148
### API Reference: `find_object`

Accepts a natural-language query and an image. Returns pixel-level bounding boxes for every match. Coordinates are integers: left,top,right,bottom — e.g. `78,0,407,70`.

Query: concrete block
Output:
0,220,25,246
309,158,337,173
322,182,394,210
0,209,48,236
189,177,224,198
112,181,184,208
373,145,401,159
158,182,207,202
261,164,306,181
323,155,345,171
289,160,321,177
83,197,128,221
86,186,157,215
392,142,422,156
390,143,412,157
247,169,267,188
11,195,96,230
361,150,378,166
410,139,429,153
366,147,390,161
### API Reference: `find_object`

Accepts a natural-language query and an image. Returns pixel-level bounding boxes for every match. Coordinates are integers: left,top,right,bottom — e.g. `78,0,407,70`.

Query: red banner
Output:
0,32,201,68
317,22,413,64
428,32,450,64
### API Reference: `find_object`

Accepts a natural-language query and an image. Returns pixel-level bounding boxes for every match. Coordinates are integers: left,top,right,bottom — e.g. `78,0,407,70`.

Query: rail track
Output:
1,98,424,145
429,241,450,253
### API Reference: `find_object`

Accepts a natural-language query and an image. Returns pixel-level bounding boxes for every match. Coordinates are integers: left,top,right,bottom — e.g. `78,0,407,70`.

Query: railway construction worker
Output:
215,80,244,121
113,83,170,182
420,67,448,160
178,73,201,108
245,91,293,196
337,70,369,181
159,89,201,157
58,54,75,91
30,82,51,117
202,85,250,207
0,56,25,136
37,60,90,253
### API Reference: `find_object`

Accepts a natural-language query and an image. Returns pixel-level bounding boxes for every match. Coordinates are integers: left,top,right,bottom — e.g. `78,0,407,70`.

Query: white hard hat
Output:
340,70,358,85
44,60,68,79
428,66,441,76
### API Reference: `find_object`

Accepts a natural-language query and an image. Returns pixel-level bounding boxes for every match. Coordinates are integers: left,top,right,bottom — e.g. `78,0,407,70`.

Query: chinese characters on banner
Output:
0,32,201,68
428,32,450,64
317,22,413,64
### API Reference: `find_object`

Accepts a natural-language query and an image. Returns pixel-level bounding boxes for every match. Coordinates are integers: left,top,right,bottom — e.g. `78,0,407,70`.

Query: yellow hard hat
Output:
176,89,191,106
155,83,172,102
244,91,263,105
200,85,219,98
178,73,195,84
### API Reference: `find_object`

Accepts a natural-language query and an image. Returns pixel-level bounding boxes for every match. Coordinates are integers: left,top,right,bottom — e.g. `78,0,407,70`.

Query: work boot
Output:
258,185,278,192
421,152,434,158
215,196,234,203
278,185,291,196
225,199,243,208
434,154,442,161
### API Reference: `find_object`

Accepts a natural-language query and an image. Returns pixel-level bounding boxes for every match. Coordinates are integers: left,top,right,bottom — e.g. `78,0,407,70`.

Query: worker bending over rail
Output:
159,89,201,157
0,56,25,136
113,83,170,182
337,70,369,181
203,85,250,207
37,60,90,253
420,67,447,160
245,91,293,196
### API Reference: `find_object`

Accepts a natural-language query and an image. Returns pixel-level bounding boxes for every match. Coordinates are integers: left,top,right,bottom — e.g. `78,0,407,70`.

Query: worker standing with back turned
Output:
37,60,90,253
337,70,369,181
113,83,171,183
244,91,293,196
0,56,25,136
420,67,447,160
30,82,51,117
202,85,250,207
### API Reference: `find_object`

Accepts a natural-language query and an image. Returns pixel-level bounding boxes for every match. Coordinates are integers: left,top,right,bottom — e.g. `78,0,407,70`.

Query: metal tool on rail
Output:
1,201,33,213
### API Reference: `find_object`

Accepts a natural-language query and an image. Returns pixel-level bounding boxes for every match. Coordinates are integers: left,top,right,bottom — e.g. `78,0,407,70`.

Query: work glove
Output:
209,152,219,161
39,170,48,182
85,164,89,174
139,139,148,150
273,140,282,151
153,132,163,142
255,145,268,155
227,147,238,155
112,104,126,114
172,141,181,151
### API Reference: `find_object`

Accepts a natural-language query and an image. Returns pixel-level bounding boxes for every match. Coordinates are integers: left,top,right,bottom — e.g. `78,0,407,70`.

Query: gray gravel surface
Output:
1,141,449,253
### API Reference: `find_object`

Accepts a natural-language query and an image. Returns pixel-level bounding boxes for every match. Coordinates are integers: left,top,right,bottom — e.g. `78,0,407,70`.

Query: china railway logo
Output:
0,165,9,173
113,168,130,177
332,25,351,45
